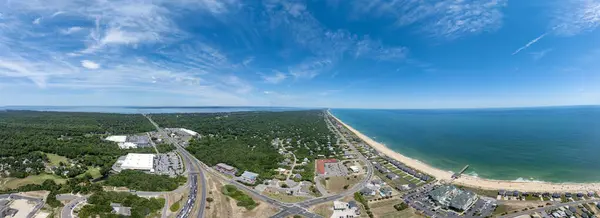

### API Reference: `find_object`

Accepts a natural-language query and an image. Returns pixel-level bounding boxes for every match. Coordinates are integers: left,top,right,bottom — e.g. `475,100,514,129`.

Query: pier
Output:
452,165,470,179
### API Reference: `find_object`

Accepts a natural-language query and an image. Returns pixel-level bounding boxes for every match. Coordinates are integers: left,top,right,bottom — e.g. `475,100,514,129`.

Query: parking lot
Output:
323,162,348,177
154,152,184,177
402,183,496,218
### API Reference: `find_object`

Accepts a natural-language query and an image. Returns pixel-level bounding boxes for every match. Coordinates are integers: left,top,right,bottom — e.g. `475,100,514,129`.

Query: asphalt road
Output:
145,114,207,218
267,113,375,218
500,199,600,218
61,196,87,218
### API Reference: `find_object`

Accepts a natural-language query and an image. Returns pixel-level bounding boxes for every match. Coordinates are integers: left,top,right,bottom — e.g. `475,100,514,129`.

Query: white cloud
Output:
512,32,549,55
289,59,333,79
351,0,508,39
32,17,41,25
553,0,600,36
81,60,100,69
530,49,553,61
261,71,287,84
60,26,83,35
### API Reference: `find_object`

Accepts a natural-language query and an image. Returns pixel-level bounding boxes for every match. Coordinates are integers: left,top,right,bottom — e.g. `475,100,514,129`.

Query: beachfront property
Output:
382,156,431,182
331,200,360,218
428,185,478,212
215,163,237,175
386,173,400,180
239,171,259,184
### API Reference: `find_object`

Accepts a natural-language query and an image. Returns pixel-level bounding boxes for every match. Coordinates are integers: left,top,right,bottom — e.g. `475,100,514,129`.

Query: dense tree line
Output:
104,170,186,191
78,191,164,218
151,110,336,181
0,111,155,178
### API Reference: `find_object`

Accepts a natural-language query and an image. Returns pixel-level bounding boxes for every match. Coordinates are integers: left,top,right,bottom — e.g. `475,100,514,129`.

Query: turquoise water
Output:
331,106,600,183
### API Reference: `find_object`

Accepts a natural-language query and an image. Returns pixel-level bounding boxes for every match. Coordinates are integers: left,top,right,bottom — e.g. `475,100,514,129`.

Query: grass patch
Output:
325,176,362,194
265,193,309,203
45,153,69,167
311,202,333,218
169,200,181,212
76,167,102,179
1,174,66,190
222,185,257,210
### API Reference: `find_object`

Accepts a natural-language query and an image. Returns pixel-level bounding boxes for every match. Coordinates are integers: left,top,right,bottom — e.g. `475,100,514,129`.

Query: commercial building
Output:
215,163,237,175
429,185,478,212
179,128,198,136
316,159,338,175
119,153,155,172
240,171,259,184
111,203,132,216
349,166,360,173
331,201,360,218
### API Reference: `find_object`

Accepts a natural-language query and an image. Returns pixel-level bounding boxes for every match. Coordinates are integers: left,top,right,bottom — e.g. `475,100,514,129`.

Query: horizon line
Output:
1,104,599,111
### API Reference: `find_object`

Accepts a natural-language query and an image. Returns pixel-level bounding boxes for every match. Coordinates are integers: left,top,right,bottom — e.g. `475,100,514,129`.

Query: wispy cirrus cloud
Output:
530,49,553,61
0,0,256,106
263,0,409,79
349,0,508,40
552,0,600,36
513,1,600,55
260,71,287,84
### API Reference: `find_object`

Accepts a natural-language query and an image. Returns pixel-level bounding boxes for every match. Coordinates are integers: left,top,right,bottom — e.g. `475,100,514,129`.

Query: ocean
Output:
0,106,315,114
330,106,600,183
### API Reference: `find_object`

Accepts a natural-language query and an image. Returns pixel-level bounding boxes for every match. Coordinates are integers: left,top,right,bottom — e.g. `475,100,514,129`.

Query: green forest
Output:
78,191,164,218
105,170,186,191
0,111,155,179
152,110,337,181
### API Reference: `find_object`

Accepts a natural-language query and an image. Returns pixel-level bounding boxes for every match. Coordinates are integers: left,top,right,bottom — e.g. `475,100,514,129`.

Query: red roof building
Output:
316,159,338,175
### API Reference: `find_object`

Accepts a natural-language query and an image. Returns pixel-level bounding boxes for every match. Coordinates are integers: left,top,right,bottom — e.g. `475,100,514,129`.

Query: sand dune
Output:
328,111,600,193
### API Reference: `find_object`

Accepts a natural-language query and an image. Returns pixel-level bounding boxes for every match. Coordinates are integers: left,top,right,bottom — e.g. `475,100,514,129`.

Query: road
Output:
267,112,375,217
286,152,297,181
144,114,207,218
500,199,600,218
61,196,87,218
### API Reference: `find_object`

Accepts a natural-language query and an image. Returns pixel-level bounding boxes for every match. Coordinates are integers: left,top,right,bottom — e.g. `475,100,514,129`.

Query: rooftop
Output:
120,153,155,171
241,171,259,179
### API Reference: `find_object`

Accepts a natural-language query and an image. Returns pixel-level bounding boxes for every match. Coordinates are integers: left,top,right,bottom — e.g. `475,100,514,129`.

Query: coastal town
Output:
0,109,599,218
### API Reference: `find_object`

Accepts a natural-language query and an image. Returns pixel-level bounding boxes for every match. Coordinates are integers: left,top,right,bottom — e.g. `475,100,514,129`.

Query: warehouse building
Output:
119,153,155,172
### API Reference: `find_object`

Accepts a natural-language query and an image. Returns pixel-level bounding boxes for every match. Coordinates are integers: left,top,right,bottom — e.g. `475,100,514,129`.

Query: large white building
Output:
120,153,155,172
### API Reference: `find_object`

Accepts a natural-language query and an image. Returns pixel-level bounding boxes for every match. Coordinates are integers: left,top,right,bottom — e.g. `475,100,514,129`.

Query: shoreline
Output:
327,110,600,193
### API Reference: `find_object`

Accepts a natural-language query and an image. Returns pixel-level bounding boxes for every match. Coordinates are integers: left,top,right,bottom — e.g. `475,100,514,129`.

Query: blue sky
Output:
0,0,599,108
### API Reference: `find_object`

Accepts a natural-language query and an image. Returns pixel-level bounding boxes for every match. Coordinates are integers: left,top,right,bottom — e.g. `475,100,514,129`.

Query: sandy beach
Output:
328,111,600,193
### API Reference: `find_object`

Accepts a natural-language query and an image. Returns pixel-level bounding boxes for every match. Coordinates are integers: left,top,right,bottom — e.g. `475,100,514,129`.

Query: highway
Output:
144,114,207,218
500,199,600,218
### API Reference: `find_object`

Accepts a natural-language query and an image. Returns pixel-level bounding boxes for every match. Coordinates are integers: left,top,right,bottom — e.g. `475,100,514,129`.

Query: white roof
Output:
106,135,127,143
349,166,360,171
333,201,347,210
118,142,137,149
180,128,198,136
121,153,155,171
